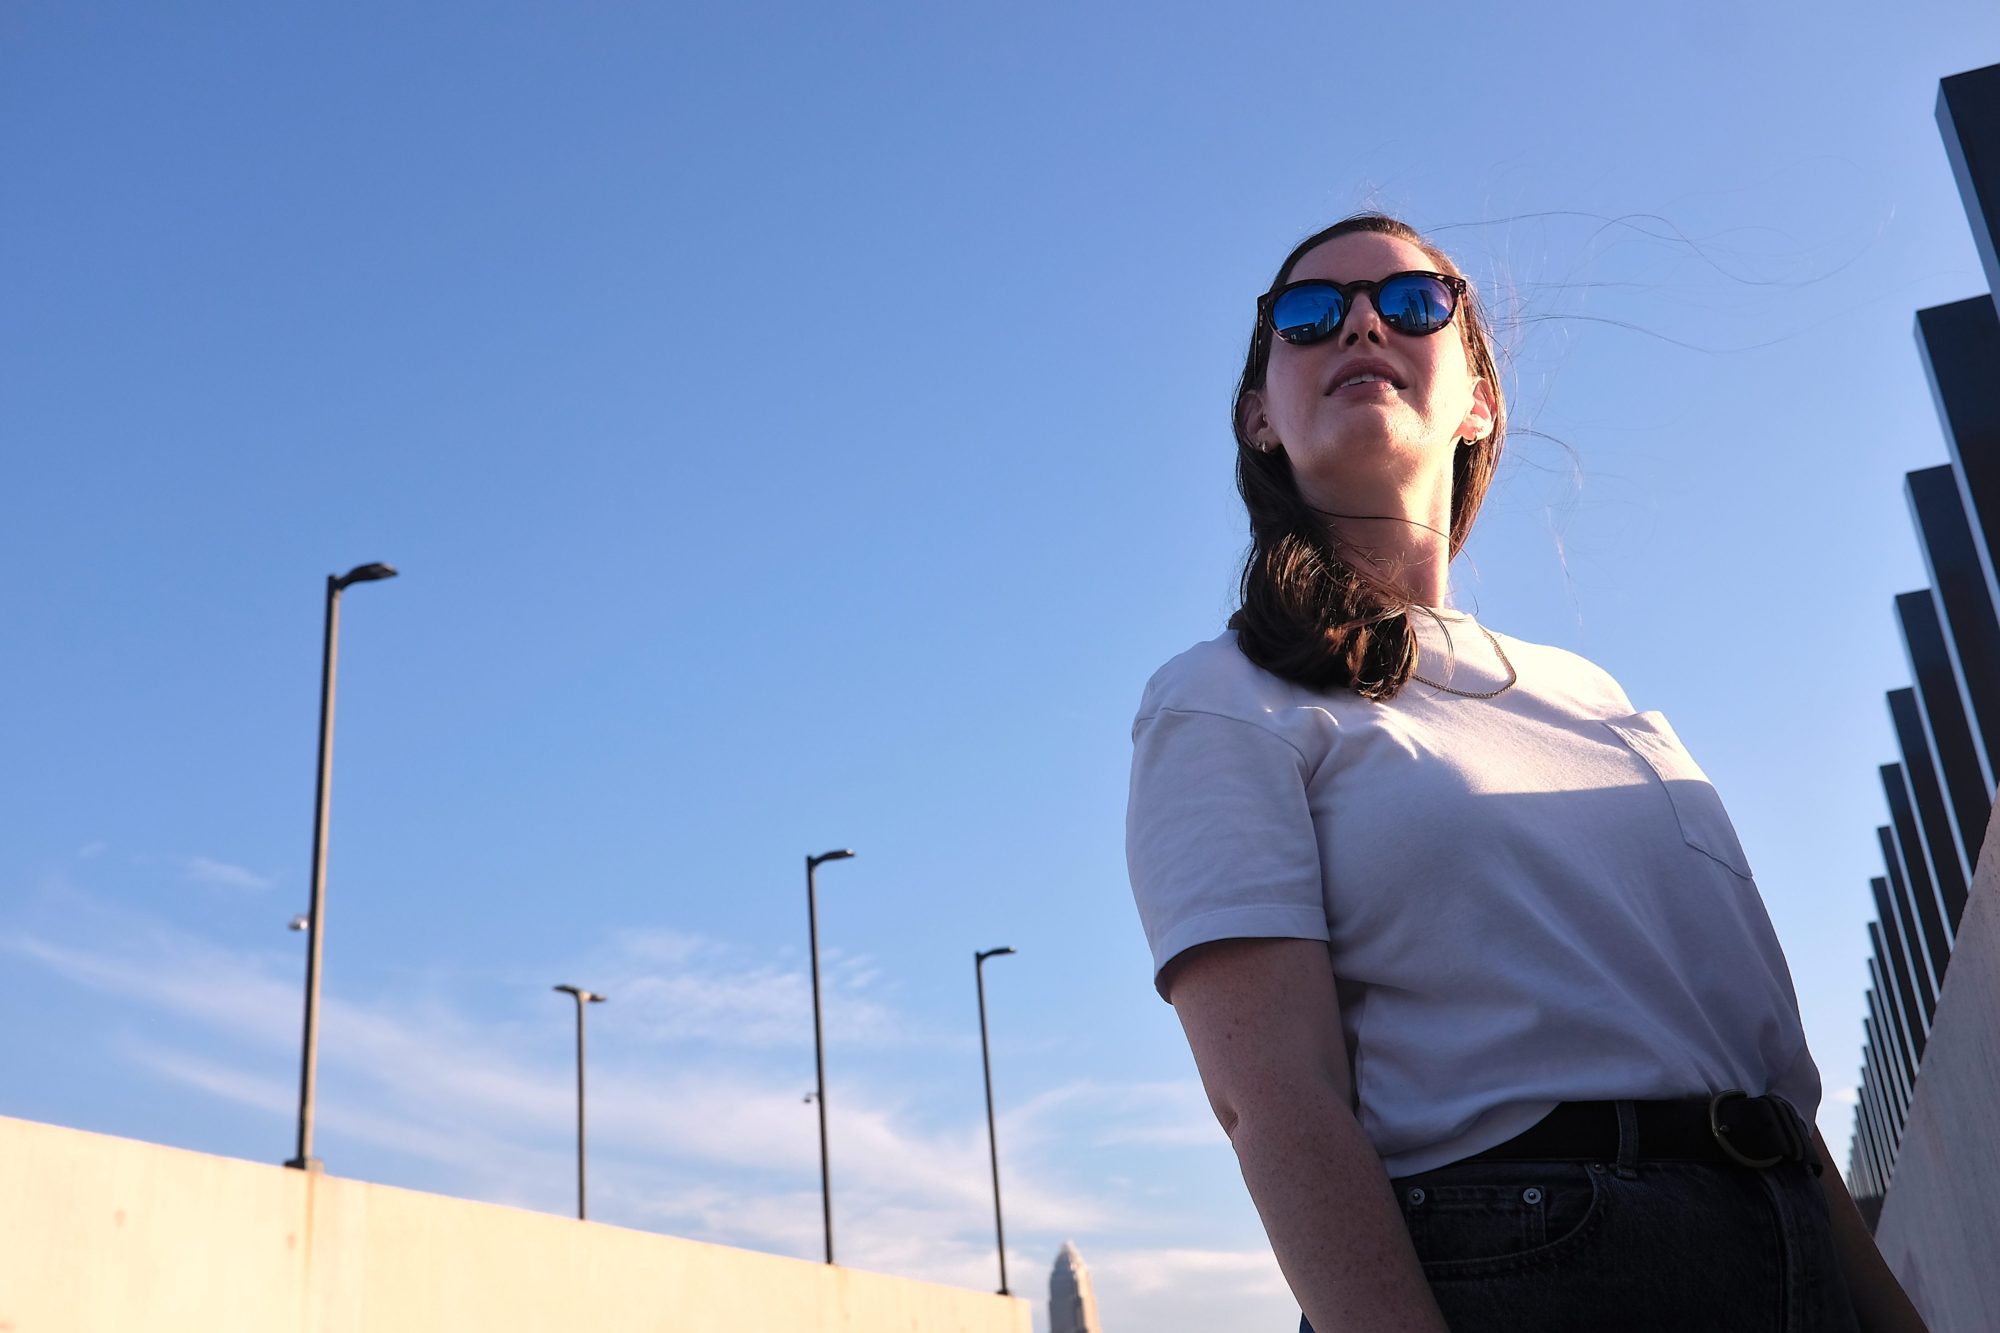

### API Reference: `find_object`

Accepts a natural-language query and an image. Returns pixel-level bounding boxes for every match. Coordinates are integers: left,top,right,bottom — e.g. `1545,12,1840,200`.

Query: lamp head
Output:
977,946,1017,963
809,848,856,869
336,563,398,589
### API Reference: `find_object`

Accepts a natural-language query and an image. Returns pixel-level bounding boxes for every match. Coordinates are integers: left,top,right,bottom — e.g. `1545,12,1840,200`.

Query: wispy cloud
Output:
3,897,1172,1310
1088,1244,1296,1331
608,926,721,968
1000,1077,1220,1153
117,1039,580,1206
119,1044,292,1117
584,930,930,1050
6,927,301,1049
1095,1244,1291,1297
178,855,276,892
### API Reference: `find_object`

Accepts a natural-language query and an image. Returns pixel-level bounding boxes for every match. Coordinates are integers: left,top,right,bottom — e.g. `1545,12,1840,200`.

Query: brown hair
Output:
1227,213,1507,700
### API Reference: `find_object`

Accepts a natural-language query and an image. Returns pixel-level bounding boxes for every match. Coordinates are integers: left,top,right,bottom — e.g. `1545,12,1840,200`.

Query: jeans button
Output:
1522,1187,1543,1205
1407,1187,1426,1205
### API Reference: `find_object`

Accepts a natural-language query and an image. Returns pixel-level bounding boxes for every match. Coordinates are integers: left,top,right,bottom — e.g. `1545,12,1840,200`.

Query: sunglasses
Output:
1259,270,1468,345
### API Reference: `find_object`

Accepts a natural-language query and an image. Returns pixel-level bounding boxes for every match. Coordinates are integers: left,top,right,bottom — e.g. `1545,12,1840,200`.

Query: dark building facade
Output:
1844,62,2000,1230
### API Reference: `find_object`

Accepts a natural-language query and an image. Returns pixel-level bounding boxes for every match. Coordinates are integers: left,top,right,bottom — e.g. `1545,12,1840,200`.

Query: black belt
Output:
1461,1091,1820,1174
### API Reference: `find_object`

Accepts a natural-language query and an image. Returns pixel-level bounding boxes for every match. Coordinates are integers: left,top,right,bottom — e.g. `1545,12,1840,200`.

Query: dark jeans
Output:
1299,1101,1861,1332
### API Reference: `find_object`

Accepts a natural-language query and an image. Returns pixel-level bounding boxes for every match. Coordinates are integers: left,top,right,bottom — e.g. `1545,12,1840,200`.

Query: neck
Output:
1321,484,1454,608
1287,435,1459,606
1331,527,1449,606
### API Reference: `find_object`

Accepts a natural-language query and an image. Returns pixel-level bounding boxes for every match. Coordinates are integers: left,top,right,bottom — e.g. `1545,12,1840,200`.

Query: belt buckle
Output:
1708,1088,1783,1169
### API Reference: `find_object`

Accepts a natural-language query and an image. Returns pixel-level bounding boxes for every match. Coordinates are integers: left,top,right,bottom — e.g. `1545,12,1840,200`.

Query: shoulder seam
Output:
1134,705,1314,766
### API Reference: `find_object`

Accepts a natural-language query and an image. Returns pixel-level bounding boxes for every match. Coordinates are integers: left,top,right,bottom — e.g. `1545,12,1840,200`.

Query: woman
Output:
1123,214,1927,1332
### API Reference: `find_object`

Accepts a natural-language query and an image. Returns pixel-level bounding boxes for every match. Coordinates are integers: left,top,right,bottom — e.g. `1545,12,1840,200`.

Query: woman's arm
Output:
1812,1126,1930,1332
1167,937,1450,1333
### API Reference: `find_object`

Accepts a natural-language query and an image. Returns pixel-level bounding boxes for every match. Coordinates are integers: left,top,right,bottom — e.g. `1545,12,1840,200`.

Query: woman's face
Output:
1242,231,1493,510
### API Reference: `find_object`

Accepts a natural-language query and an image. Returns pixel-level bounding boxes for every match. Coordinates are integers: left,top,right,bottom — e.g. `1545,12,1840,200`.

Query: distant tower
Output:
1049,1240,1102,1333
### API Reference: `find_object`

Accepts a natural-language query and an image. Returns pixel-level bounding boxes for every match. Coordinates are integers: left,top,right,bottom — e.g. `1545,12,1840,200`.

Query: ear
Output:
1458,375,1496,445
1238,389,1280,451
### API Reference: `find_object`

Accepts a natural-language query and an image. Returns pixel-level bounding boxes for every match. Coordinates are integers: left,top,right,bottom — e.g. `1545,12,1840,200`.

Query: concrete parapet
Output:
0,1114,1031,1333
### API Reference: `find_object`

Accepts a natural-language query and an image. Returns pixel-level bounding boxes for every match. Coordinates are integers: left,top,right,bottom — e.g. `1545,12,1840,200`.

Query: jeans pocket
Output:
1395,1160,1604,1277
1602,710,1754,879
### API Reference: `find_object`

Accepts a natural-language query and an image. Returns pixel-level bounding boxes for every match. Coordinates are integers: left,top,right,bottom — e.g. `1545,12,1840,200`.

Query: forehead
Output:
1288,231,1436,284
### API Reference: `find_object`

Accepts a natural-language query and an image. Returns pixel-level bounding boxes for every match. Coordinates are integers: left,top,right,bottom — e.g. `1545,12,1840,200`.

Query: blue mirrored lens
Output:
1377,274,1456,333
1271,284,1344,343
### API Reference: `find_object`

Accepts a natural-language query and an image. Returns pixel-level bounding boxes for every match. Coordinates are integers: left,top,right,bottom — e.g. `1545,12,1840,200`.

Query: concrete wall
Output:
0,1115,1031,1333
1873,797,2000,1333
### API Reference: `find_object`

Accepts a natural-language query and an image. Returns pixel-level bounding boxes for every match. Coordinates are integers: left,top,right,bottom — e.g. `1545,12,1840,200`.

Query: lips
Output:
1325,358,1404,395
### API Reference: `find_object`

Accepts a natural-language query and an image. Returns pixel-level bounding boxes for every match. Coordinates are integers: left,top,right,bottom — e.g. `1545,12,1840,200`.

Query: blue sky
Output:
5,4,1998,1328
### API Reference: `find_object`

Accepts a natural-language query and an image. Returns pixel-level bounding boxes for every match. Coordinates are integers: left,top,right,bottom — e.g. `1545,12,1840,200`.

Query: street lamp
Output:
805,847,854,1264
975,946,1017,1294
553,985,608,1220
287,561,398,1173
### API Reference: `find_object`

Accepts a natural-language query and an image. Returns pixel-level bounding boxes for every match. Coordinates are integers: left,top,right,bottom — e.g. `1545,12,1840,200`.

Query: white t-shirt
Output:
1124,608,1820,1177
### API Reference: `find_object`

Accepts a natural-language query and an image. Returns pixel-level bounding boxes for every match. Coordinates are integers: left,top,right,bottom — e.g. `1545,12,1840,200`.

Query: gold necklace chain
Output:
1409,607,1518,698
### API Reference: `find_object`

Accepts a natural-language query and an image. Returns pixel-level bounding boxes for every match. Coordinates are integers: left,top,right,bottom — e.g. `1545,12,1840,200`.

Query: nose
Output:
1341,290,1388,346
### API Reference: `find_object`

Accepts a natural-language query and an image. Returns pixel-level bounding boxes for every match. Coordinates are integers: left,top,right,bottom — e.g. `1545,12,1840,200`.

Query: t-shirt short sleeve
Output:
1126,705,1330,1001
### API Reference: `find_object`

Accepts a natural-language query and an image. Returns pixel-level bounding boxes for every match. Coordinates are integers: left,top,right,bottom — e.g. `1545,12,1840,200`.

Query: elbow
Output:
1211,1073,1353,1151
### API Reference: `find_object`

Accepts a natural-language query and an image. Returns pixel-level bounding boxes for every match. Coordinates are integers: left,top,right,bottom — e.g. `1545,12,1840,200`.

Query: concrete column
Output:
1907,466,2000,786
1889,687,1972,933
1897,591,1993,882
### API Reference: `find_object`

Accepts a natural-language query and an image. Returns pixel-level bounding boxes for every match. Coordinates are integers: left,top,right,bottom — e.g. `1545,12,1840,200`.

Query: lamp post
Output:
805,848,854,1264
287,562,397,1173
974,946,1016,1295
553,985,608,1220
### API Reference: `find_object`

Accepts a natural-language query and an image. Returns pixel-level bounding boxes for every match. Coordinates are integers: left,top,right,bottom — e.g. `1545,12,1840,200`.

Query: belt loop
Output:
1614,1099,1640,1179
1773,1095,1822,1177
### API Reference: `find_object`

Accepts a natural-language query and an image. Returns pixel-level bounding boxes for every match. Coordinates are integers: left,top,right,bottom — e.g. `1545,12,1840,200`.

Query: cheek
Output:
1263,352,1324,424
1417,346,1475,409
